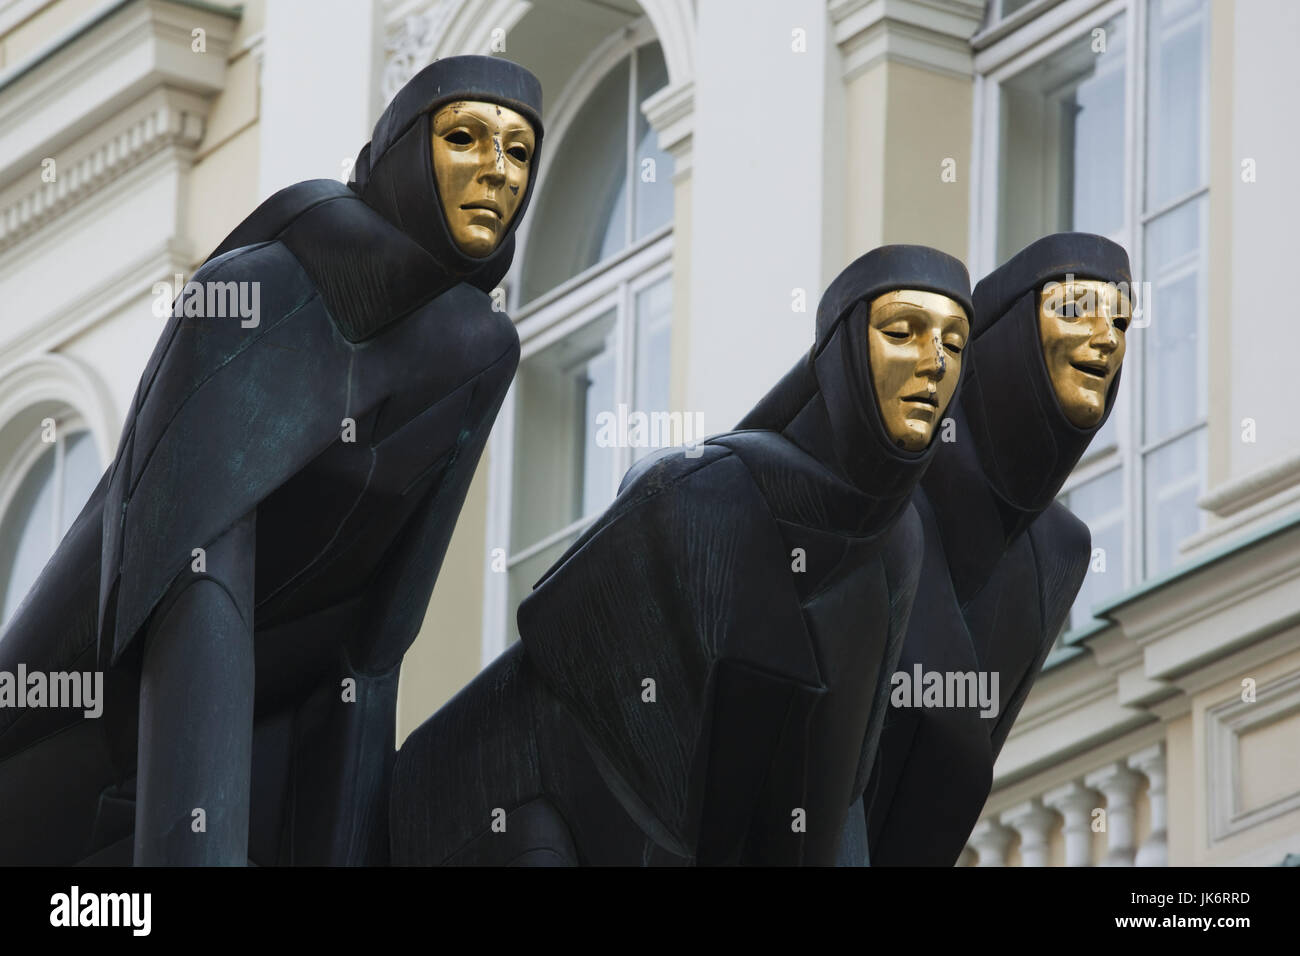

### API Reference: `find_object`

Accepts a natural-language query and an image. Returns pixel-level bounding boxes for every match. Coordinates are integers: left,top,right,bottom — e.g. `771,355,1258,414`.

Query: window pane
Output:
520,58,630,303
0,446,56,627
1143,197,1206,444
59,430,99,536
510,310,618,549
1146,0,1207,211
997,16,1127,261
1062,469,1126,631
1144,428,1205,577
506,532,579,645
634,43,673,240
1080,372,1125,462
633,276,673,462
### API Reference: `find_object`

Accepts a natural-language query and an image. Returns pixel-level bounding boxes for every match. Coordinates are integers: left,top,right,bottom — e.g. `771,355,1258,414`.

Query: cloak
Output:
864,233,1131,865
390,246,973,865
0,55,543,865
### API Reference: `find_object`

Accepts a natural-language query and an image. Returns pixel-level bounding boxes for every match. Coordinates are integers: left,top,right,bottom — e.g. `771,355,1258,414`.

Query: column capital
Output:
641,79,695,182
828,0,986,82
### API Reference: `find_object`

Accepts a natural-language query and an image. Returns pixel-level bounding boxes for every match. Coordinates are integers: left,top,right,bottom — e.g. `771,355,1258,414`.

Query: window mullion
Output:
50,426,65,549
626,47,637,252
1124,0,1146,586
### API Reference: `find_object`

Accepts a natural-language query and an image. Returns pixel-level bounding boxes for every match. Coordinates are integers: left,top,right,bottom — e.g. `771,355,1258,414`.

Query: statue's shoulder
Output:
205,179,362,263
206,178,456,343
1031,499,1092,559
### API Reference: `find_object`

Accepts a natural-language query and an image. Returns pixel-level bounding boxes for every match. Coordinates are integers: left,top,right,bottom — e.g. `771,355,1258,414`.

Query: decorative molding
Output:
0,86,207,253
1181,453,1300,557
1000,798,1058,866
1108,520,1300,684
1085,762,1142,866
0,352,117,465
829,0,985,81
1207,671,1300,843
380,0,530,104
1200,451,1300,518
641,78,694,180
1129,742,1168,866
0,232,194,386
968,818,1015,866
0,0,237,253
637,0,696,86
1043,780,1102,866
0,0,57,38
381,0,458,102
0,0,237,179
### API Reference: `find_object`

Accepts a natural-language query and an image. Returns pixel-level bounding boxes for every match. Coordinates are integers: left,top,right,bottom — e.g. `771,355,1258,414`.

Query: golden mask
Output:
1037,278,1129,428
867,290,969,452
430,100,535,257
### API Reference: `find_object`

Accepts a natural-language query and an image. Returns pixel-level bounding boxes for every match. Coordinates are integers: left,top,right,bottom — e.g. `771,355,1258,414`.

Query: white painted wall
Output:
686,0,829,432
258,0,381,199
1228,0,1300,482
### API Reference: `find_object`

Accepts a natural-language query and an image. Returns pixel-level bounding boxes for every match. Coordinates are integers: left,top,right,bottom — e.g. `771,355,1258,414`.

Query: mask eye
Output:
506,144,529,163
881,329,908,340
1113,316,1129,333
443,129,473,146
944,343,963,355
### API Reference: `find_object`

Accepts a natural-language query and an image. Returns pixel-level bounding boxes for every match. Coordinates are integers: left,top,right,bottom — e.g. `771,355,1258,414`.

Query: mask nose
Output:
478,136,507,187
921,329,947,379
1091,315,1119,353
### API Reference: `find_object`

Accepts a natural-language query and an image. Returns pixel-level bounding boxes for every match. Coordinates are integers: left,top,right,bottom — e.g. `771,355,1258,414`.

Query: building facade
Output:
0,0,1296,865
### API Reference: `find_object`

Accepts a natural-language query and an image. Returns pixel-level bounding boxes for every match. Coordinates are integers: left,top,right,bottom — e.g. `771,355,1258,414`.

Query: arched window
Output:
519,40,673,302
0,416,100,628
488,29,675,655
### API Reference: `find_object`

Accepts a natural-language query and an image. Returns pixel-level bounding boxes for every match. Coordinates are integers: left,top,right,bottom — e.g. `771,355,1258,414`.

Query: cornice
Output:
0,0,238,189
828,0,986,81
996,510,1300,783
641,79,694,180
0,86,208,253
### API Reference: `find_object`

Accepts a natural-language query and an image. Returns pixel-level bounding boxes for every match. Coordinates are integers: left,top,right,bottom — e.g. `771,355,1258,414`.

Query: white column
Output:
1001,798,1058,867
259,0,381,199
1129,743,1169,867
1043,780,1102,867
968,819,1015,867
686,0,828,430
1086,762,1144,867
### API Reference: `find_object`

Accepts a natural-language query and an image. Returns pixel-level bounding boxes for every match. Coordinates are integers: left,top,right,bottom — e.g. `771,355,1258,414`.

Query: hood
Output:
738,245,973,519
954,232,1130,515
349,55,545,292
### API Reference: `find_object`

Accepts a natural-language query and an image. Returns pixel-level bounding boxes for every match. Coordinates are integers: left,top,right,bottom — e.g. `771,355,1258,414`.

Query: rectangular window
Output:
981,0,1210,644
497,267,672,647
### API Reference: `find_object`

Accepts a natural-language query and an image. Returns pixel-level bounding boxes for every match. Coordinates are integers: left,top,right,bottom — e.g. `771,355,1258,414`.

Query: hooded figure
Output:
863,233,1131,865
0,56,543,866
390,246,972,865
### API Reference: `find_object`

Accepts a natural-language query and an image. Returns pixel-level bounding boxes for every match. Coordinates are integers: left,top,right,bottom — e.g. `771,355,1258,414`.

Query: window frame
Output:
0,410,96,627
971,0,1211,637
481,26,676,665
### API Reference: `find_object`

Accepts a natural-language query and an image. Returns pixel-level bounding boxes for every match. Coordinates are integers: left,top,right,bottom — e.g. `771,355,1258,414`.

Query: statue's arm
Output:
133,511,256,866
